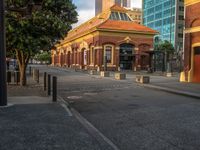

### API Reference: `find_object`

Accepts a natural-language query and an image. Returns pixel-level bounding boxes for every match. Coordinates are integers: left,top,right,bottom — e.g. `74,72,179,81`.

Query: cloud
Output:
72,0,142,28
72,0,95,28
131,0,142,8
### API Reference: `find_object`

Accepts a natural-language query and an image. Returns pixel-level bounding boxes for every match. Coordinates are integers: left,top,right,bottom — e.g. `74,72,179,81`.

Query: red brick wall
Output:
54,32,154,70
184,2,200,71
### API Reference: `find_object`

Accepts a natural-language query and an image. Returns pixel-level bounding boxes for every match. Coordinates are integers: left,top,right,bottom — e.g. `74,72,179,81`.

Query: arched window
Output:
104,45,113,64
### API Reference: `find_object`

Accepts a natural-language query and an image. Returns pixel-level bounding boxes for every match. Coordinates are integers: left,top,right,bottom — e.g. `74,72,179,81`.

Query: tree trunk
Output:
19,63,27,86
16,50,30,86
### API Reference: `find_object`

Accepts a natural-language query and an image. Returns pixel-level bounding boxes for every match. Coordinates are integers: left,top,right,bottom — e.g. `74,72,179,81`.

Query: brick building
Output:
51,5,157,71
181,0,200,83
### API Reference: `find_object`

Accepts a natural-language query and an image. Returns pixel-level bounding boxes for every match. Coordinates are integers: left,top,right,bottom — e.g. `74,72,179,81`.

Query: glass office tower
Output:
143,0,184,50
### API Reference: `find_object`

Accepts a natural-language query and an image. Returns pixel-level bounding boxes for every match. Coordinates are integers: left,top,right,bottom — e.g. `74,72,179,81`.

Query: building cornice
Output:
185,26,200,33
185,0,200,6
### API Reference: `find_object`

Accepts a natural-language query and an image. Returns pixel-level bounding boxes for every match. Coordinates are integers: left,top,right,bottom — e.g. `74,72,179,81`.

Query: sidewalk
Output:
1,74,109,150
125,72,200,99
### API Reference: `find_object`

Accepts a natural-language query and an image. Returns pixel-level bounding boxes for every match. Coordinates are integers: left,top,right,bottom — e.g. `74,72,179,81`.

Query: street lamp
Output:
0,0,7,106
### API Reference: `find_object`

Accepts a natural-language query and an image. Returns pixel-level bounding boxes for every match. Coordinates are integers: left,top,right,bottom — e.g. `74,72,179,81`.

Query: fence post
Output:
52,76,57,102
47,74,51,96
44,72,47,91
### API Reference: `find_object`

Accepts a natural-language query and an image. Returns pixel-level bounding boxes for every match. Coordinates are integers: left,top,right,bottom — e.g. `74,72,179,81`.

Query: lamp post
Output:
0,0,42,106
0,0,7,106
167,0,173,75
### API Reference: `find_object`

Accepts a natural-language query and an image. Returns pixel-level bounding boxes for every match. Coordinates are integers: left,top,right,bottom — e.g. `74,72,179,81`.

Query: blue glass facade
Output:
143,0,184,49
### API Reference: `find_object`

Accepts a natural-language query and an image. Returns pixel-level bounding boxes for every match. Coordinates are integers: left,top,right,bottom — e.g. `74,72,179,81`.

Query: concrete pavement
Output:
16,65,200,150
0,97,106,150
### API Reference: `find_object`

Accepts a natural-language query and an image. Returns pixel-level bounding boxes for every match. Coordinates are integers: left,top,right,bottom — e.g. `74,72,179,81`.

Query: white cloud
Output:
131,0,142,8
72,0,142,28
73,9,95,28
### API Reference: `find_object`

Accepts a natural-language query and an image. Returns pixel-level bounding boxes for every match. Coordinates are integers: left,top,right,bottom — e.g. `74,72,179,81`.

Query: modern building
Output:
95,0,131,15
142,0,184,50
127,8,142,24
180,0,200,83
52,5,157,71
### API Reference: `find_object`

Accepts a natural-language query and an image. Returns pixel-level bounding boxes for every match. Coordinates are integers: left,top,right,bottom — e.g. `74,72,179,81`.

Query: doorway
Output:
119,43,134,70
193,46,200,82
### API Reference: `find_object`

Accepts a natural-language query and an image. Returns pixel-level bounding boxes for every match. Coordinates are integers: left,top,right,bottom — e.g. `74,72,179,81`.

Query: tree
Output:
156,40,175,72
156,40,175,54
6,0,78,86
34,51,51,63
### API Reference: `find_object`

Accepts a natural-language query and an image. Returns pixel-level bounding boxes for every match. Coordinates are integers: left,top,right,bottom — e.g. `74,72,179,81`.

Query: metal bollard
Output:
33,69,39,83
29,66,32,76
7,71,12,84
14,71,20,85
44,72,47,91
47,74,51,96
52,76,57,102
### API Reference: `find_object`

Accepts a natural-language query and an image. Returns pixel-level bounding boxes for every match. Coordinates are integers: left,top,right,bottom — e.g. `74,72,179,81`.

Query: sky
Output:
72,0,142,28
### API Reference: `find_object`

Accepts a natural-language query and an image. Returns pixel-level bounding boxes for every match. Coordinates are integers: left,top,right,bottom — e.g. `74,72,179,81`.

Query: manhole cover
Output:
67,96,82,100
84,93,97,96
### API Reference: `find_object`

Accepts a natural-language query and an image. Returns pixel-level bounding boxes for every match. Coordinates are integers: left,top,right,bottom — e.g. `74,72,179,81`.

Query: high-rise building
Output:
95,0,102,16
142,0,184,50
127,8,142,24
95,0,131,15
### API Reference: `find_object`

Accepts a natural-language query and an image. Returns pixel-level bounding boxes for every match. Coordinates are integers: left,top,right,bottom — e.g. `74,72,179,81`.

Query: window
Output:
105,46,112,63
110,12,131,21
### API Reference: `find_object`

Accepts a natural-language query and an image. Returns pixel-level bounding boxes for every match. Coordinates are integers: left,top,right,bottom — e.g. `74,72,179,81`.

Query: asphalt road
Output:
37,65,200,150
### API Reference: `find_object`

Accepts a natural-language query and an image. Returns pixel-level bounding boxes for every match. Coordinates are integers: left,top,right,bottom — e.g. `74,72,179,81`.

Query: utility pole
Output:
0,0,7,106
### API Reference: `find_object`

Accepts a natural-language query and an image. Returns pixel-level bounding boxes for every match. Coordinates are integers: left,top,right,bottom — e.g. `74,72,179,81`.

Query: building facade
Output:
127,8,142,24
95,0,131,15
181,0,200,83
52,5,157,71
143,0,184,50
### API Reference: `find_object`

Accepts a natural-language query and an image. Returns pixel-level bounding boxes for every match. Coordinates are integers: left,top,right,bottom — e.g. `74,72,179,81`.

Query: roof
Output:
64,4,157,43
98,20,157,33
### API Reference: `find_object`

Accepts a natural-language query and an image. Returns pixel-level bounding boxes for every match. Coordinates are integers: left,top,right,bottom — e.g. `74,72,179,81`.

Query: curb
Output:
57,95,120,150
139,84,200,99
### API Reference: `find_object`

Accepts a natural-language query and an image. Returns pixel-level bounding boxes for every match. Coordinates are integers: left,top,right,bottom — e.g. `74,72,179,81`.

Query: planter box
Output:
89,70,97,75
115,73,126,80
166,72,173,77
100,71,110,77
136,76,150,84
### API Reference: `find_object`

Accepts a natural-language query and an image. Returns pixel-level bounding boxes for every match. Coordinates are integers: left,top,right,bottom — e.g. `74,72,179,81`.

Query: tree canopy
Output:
34,51,51,62
155,40,175,53
6,0,78,85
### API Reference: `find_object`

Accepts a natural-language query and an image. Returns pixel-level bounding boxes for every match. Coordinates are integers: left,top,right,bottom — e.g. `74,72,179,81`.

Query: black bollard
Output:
47,74,51,96
14,71,20,85
36,69,39,83
44,72,47,91
52,76,57,102
7,71,12,84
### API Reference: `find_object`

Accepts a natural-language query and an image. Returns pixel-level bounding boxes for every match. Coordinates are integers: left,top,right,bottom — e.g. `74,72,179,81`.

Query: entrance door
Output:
193,46,200,83
119,43,134,70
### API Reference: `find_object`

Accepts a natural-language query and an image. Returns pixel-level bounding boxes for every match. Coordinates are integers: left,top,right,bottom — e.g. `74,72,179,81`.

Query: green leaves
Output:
6,0,78,57
156,40,175,53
